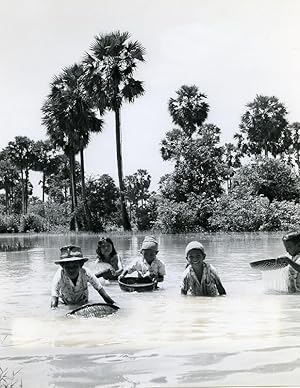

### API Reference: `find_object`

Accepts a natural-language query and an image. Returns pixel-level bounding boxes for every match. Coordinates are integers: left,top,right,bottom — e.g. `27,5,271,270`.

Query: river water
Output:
1,232,300,387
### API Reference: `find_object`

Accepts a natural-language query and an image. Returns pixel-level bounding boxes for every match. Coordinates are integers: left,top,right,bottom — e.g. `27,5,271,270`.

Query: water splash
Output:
262,267,289,293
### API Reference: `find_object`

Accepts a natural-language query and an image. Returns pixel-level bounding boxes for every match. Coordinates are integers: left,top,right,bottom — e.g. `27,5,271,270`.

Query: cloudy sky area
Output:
1,0,300,195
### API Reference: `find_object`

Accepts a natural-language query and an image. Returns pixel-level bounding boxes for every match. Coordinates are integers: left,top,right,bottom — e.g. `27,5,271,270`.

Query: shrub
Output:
261,200,300,231
209,194,269,231
28,199,71,232
154,198,205,233
19,213,45,232
0,214,19,233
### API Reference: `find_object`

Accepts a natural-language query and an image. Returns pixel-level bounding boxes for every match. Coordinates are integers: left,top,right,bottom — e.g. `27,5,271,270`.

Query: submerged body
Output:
51,245,115,308
95,238,123,280
276,231,300,293
120,236,166,283
287,253,300,293
180,241,226,296
52,266,103,305
181,262,223,296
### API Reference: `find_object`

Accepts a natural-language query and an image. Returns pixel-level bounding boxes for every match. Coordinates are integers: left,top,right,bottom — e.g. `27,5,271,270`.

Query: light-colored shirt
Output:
181,262,221,296
126,257,166,277
95,254,122,271
288,254,300,293
51,266,103,305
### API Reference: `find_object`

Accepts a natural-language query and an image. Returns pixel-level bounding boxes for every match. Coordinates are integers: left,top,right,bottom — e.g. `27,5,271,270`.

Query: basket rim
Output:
118,278,155,288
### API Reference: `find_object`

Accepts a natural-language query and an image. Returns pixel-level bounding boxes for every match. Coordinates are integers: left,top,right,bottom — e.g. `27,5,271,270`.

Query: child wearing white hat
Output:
119,236,166,283
181,241,226,296
51,245,116,308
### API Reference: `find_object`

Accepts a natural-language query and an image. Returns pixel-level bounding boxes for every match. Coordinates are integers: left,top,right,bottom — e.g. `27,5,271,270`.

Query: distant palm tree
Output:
168,85,209,138
42,64,103,230
5,136,35,214
32,140,58,202
83,31,145,231
0,155,19,214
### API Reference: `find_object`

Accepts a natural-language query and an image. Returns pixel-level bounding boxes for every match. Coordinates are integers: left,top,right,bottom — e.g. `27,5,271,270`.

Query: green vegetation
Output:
1,31,300,234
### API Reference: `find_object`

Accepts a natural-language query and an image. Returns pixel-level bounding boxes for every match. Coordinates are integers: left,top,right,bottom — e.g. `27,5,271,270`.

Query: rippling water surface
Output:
1,232,299,387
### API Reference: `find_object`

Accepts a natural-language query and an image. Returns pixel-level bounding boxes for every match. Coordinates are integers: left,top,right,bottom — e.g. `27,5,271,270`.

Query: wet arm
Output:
98,288,115,305
286,258,300,273
155,275,164,282
155,261,166,282
51,269,61,308
51,296,58,308
215,278,226,295
180,273,188,295
119,268,129,278
276,256,300,272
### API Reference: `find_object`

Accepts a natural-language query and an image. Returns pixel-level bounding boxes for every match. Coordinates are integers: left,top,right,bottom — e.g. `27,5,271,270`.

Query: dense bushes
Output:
0,215,19,233
209,194,269,231
153,194,300,233
1,195,299,234
28,200,71,232
262,200,300,231
154,196,210,233
19,213,46,232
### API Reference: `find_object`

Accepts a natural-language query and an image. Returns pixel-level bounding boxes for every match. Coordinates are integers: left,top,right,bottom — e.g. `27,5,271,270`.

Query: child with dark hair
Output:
95,237,123,280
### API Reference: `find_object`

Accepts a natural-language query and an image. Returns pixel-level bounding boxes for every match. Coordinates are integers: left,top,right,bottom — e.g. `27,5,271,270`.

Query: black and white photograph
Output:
1,1,300,387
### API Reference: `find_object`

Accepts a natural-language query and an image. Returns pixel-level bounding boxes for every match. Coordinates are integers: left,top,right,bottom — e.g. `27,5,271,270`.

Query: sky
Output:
1,0,300,196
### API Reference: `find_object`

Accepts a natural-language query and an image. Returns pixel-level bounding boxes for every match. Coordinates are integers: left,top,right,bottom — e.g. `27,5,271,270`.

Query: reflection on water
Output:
1,232,300,387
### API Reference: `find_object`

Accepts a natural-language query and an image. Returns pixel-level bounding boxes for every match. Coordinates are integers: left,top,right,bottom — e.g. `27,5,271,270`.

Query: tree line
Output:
1,30,300,233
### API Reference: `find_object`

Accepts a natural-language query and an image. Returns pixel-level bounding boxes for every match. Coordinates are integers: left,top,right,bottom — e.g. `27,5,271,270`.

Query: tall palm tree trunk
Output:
4,186,9,214
25,169,29,214
80,148,92,231
69,151,78,232
115,107,131,231
42,170,46,202
21,169,25,215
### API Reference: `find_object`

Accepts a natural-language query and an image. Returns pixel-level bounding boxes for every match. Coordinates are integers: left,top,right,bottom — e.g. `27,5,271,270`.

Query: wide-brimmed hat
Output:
185,241,206,258
55,245,89,265
282,231,300,242
140,236,159,252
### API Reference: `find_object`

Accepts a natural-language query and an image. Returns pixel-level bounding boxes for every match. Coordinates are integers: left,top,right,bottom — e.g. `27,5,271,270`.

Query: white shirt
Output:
126,257,166,277
51,266,103,305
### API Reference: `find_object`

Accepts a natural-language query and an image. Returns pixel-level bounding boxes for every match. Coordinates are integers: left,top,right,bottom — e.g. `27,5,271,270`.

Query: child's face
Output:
99,241,113,256
284,239,300,256
142,249,157,264
62,261,81,279
187,249,205,267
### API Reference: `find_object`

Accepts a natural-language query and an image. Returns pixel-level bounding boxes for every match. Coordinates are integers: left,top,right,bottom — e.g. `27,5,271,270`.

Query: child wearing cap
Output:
276,231,300,293
119,236,166,283
181,241,226,296
51,245,116,308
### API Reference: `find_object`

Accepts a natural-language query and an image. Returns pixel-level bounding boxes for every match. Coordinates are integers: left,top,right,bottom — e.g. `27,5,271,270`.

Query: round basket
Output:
118,276,156,292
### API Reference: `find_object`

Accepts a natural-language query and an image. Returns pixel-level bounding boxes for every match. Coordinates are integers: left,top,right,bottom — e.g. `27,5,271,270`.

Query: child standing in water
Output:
51,245,115,308
181,241,226,296
95,237,123,280
120,236,166,283
277,231,300,293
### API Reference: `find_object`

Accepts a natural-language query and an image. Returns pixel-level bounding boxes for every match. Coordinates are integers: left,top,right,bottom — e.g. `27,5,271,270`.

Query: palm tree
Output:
0,154,19,214
5,136,35,214
83,31,145,231
42,63,103,231
32,140,58,202
168,85,209,138
237,95,288,158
